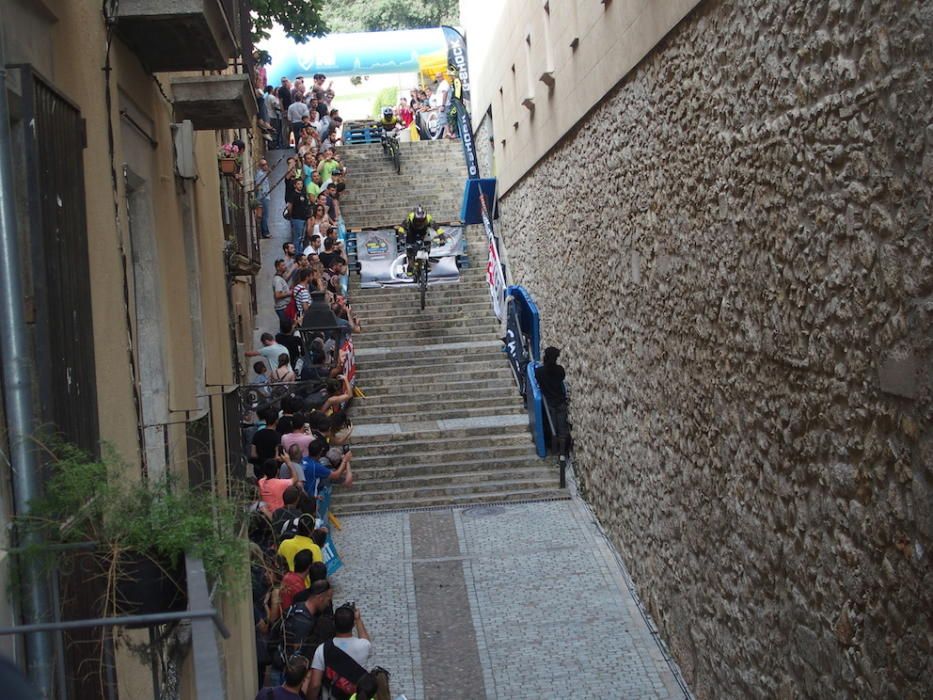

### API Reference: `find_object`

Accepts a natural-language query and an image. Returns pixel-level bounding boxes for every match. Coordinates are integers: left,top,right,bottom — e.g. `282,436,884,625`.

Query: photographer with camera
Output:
306,602,371,700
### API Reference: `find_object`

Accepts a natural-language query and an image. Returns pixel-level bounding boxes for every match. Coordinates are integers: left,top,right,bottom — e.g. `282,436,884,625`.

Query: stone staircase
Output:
333,224,566,513
340,139,467,229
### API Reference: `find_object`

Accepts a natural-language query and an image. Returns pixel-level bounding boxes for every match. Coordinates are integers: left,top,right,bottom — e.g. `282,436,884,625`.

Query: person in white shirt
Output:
304,233,324,258
287,100,310,146
433,72,454,140
307,604,371,700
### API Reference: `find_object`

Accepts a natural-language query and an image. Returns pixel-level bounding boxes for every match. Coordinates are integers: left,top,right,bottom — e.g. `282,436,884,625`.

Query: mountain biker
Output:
379,106,402,134
397,205,434,276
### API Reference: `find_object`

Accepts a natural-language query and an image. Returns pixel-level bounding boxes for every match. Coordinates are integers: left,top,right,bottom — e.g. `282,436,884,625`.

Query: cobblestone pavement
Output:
331,497,690,700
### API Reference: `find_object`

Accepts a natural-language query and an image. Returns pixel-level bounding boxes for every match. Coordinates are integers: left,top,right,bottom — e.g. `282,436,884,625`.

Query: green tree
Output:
324,0,459,33
371,87,400,119
252,0,329,43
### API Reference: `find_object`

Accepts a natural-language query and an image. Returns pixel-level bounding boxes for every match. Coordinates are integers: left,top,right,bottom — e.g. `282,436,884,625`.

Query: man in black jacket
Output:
535,346,570,459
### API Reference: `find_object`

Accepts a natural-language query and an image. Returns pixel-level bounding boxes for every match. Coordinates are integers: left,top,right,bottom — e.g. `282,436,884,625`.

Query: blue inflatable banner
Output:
265,27,469,85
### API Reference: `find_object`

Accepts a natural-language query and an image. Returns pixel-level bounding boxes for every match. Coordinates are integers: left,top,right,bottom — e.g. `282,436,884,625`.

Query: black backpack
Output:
270,603,335,670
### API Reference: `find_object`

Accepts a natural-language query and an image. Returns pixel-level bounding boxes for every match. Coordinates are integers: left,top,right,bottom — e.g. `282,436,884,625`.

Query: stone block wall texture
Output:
496,1,932,698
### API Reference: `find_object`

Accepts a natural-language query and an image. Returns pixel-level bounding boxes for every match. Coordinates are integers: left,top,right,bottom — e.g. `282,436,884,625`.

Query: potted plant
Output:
218,142,242,175
12,440,249,620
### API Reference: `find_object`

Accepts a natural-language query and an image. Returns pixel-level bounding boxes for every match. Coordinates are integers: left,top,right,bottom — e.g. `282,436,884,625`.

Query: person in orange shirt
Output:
258,448,300,512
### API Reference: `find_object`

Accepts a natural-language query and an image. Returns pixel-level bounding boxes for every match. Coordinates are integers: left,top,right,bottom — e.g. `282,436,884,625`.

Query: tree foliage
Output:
324,0,459,33
252,0,329,43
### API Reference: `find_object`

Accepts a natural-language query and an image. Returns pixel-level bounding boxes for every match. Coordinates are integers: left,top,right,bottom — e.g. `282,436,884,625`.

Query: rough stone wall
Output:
497,1,933,698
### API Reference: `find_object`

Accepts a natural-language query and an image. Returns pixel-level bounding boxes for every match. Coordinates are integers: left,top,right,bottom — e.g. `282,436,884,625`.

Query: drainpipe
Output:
0,32,56,698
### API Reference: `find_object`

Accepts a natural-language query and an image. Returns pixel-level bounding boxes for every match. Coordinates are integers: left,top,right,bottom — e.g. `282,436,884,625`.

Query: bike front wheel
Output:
419,267,428,310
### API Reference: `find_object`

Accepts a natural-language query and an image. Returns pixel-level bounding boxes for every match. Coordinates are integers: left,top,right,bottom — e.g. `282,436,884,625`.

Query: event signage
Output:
504,298,528,395
266,27,457,79
486,236,507,320
442,26,471,104
356,227,464,288
451,94,479,180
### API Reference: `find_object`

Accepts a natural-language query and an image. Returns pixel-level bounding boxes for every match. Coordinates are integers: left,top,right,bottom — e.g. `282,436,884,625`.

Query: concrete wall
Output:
1,0,259,696
491,1,933,698
461,0,701,193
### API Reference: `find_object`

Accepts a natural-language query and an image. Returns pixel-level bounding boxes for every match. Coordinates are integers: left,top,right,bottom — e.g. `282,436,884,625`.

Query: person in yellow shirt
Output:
277,514,323,574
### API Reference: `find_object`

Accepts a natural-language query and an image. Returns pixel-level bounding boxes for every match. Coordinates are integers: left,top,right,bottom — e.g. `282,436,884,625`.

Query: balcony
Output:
115,0,237,72
171,74,257,130
220,178,260,276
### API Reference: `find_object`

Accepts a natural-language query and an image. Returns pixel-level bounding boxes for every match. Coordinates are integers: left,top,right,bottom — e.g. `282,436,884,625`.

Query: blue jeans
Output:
291,218,307,250
259,196,270,237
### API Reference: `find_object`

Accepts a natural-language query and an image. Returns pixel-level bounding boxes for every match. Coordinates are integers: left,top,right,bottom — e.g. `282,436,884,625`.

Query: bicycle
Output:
381,129,401,174
407,228,447,310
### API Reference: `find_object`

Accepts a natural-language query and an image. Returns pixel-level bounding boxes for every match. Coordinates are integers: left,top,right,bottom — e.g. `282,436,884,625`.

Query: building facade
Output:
462,0,932,698
1,0,263,697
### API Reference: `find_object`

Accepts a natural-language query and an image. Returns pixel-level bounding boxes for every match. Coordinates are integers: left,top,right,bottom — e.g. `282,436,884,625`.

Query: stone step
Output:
331,485,569,514
344,466,556,495
348,455,545,481
357,384,516,407
358,375,514,396
348,426,532,451
359,323,496,340
354,332,499,349
354,352,505,371
333,474,560,505
358,307,494,324
350,441,535,466
351,295,494,314
350,296,494,315
352,393,521,417
357,327,500,346
350,402,525,424
356,376,514,398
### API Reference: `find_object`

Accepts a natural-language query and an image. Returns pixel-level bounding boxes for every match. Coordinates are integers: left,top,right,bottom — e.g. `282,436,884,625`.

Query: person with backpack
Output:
278,579,334,665
307,603,371,700
254,654,310,700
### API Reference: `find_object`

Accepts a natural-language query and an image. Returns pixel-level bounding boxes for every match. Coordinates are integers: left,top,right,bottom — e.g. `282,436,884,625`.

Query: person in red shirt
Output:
280,549,313,610
397,98,414,127
258,448,301,512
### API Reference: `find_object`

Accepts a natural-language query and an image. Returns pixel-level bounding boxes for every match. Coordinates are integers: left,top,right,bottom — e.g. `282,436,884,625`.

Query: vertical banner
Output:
486,235,507,320
442,26,471,105
504,297,529,396
339,336,356,387
480,191,506,319
450,95,479,179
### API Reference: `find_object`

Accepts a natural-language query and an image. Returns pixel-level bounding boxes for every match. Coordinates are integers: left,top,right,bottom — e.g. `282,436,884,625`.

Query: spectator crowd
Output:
246,71,392,700
244,65,471,700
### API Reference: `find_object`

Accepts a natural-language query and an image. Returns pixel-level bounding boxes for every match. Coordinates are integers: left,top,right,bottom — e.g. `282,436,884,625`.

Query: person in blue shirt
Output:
300,438,351,494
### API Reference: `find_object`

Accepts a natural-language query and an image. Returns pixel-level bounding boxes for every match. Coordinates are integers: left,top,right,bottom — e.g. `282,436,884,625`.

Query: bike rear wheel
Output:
392,142,401,174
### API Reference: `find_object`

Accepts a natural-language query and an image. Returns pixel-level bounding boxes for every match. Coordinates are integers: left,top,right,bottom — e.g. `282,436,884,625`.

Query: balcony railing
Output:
220,177,260,275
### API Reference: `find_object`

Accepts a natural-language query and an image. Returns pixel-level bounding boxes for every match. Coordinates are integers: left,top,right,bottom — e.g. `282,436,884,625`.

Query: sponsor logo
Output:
365,236,389,259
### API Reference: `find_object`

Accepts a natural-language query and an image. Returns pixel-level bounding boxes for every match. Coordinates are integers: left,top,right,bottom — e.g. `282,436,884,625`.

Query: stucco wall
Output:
496,1,933,697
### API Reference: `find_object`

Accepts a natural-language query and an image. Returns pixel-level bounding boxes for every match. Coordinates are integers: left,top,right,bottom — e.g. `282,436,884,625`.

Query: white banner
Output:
487,238,506,320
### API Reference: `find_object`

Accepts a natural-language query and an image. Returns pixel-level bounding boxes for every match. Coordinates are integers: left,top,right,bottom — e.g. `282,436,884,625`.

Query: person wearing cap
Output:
535,346,571,459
